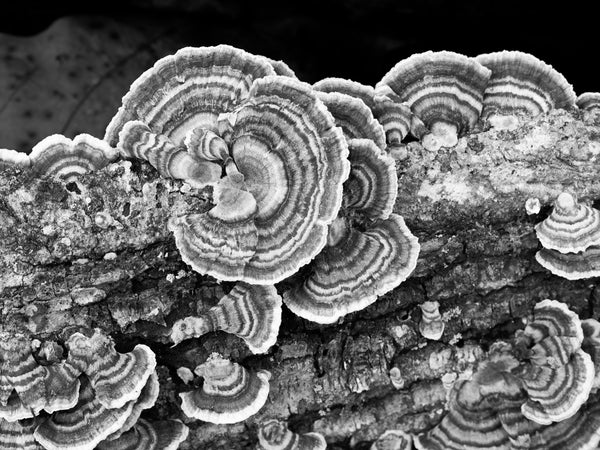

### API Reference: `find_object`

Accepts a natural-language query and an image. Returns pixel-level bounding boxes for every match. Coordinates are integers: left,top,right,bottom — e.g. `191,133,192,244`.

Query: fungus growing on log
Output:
171,283,282,354
475,51,576,129
343,139,398,219
418,301,445,341
316,91,386,150
257,419,327,450
168,75,350,284
370,430,412,450
535,247,600,280
179,353,270,424
0,334,48,421
514,300,594,424
34,377,137,450
535,192,600,254
0,418,43,450
29,134,118,182
63,329,156,409
104,45,276,146
376,51,491,151
97,419,189,450
284,214,419,324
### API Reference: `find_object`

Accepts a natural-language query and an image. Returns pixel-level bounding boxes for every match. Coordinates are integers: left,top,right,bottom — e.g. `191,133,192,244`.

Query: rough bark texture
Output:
2,109,599,448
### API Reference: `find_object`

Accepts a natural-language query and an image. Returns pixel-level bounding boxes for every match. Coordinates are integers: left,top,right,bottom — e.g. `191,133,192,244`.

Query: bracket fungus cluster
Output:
0,329,175,450
535,192,600,279
257,419,326,450
414,300,600,449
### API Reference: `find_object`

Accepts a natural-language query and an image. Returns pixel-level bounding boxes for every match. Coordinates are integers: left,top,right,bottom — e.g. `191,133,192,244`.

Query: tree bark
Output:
1,109,599,449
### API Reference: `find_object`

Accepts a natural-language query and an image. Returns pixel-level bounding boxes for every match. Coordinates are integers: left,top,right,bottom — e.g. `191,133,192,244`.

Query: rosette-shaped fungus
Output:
284,137,418,324
171,283,282,354
535,193,600,254
514,300,594,424
418,301,445,341
96,419,189,450
179,353,270,424
62,329,156,409
0,418,43,449
313,78,413,149
371,430,412,450
376,51,491,151
29,134,118,181
257,419,327,450
112,46,350,284
475,51,576,129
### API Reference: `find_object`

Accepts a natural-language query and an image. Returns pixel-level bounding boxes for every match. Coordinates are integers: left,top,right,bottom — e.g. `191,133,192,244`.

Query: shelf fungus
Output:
0,148,31,170
28,134,118,182
34,376,137,450
514,300,594,424
582,319,600,391
535,247,600,280
63,329,156,409
535,193,600,254
376,51,491,151
97,419,189,450
171,283,282,354
167,75,349,284
371,430,412,450
316,91,386,150
257,419,327,450
179,353,270,424
0,418,43,449
577,92,600,117
418,301,445,341
475,51,576,129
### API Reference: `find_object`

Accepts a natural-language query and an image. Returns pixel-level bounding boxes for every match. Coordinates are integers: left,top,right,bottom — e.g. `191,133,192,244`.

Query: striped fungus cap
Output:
0,418,43,450
418,301,445,341
535,247,600,281
179,353,270,424
535,193,600,254
576,92,600,114
257,419,327,450
376,51,491,152
370,430,412,450
171,283,282,354
475,51,576,128
97,419,189,450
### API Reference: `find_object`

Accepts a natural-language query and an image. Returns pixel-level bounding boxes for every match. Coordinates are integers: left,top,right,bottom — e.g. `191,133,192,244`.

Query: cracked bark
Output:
1,110,599,449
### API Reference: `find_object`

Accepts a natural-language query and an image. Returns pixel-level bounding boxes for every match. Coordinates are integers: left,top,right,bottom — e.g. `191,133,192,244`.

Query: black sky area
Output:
0,0,597,92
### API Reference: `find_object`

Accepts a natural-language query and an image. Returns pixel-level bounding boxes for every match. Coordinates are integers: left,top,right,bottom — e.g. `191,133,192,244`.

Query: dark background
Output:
1,0,596,91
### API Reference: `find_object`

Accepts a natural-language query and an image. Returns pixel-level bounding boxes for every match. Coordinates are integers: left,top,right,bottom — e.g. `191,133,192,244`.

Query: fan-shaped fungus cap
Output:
34,377,136,450
343,139,398,220
418,301,445,341
179,353,270,424
535,246,600,280
28,134,118,182
577,92,600,113
371,430,412,450
105,45,276,146
64,330,156,409
0,418,43,449
97,419,189,450
414,380,510,450
0,149,31,170
0,334,47,421
257,419,327,450
522,299,584,343
313,78,377,109
263,57,297,78
582,319,600,391
372,95,413,147
104,371,160,442
316,91,386,150
284,214,419,324
376,51,491,152
171,283,282,354
475,51,576,126
117,121,222,186
535,192,600,254
170,76,350,284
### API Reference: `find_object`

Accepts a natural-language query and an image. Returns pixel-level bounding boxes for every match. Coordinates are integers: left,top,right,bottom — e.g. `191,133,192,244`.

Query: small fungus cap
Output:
171,283,282,354
179,353,270,424
370,430,412,450
475,51,576,121
535,247,600,280
97,419,189,450
535,192,600,254
577,92,600,113
258,419,326,450
29,134,118,182
376,51,491,150
418,301,445,341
